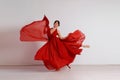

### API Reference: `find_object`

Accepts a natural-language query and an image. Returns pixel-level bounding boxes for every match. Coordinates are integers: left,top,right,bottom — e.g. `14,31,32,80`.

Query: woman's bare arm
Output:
57,30,65,39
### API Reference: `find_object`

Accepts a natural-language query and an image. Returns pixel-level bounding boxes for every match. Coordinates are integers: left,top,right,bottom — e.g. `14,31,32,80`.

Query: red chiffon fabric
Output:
20,16,49,41
20,16,85,70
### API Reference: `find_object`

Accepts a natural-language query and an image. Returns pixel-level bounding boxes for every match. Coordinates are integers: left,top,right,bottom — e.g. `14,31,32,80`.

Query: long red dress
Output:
20,16,85,70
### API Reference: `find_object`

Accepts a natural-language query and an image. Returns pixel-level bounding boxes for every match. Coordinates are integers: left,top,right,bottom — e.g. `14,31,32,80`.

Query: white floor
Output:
0,65,120,80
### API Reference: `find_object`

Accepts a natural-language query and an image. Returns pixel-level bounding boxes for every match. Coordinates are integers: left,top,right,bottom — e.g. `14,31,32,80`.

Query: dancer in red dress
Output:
20,15,89,71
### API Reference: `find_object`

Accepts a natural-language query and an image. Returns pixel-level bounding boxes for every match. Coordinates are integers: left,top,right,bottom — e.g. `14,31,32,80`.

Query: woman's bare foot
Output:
82,45,90,48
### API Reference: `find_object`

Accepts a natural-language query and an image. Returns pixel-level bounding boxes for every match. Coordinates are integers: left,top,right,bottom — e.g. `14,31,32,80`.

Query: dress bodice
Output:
47,29,58,40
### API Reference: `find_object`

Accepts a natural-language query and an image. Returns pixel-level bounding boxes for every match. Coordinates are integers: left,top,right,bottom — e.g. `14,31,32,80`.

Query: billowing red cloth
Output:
20,16,85,70
20,15,50,41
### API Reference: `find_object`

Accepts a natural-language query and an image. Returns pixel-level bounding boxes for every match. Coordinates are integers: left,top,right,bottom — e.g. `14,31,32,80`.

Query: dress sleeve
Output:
20,15,50,41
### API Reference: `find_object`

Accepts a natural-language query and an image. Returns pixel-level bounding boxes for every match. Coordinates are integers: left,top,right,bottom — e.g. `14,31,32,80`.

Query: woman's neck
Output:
53,27,57,29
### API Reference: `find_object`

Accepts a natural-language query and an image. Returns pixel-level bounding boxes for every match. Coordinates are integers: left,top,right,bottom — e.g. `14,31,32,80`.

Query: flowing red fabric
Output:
20,15,50,41
20,16,85,70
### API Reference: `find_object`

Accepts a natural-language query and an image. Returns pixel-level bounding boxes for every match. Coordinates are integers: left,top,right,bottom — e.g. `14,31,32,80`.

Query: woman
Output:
20,16,89,71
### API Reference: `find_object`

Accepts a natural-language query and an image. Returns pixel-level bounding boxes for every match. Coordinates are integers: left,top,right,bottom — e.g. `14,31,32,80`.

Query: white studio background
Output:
0,0,120,65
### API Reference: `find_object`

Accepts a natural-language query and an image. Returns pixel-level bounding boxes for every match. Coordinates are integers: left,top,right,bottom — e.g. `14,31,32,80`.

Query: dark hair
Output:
54,20,60,26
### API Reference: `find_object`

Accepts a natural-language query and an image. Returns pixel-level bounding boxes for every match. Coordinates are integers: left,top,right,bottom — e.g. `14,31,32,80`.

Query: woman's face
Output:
54,22,59,28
